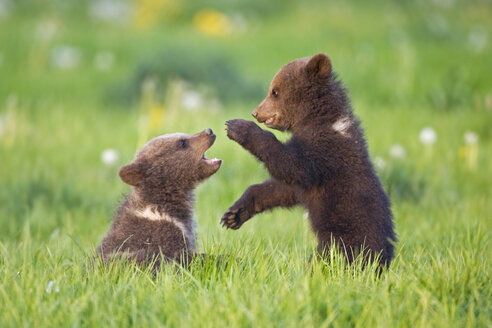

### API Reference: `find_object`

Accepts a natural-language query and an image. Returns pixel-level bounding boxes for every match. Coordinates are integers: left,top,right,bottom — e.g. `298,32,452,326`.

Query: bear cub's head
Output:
119,129,221,197
252,53,334,131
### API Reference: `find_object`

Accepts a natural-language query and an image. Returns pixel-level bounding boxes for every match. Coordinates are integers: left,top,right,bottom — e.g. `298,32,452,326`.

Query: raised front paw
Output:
226,119,260,146
221,206,251,230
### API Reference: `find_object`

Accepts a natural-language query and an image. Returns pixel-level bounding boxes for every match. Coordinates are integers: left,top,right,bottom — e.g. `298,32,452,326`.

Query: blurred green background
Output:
0,0,491,327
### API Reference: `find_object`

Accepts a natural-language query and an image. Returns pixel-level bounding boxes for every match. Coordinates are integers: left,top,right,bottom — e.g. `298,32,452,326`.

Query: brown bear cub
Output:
221,53,396,268
97,129,221,269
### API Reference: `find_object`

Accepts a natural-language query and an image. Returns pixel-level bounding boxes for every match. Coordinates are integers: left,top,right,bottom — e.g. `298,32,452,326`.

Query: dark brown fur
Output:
97,129,221,269
221,53,396,268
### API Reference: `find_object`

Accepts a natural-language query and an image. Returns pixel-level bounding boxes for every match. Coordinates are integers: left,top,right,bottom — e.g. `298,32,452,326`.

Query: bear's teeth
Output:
205,158,221,164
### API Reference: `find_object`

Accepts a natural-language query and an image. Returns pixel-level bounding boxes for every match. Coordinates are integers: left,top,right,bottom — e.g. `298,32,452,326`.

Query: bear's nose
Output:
252,109,258,118
205,128,213,135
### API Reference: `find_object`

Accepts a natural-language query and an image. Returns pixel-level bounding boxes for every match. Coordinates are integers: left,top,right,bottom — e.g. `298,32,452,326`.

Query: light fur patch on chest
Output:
134,206,196,251
332,116,352,136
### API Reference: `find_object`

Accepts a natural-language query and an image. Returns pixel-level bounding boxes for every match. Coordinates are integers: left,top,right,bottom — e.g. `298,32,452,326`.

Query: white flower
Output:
141,77,157,96
35,19,57,42
6,94,18,110
181,90,203,111
101,149,120,166
51,45,81,70
419,127,437,145
89,0,131,23
464,131,478,144
45,280,60,293
94,51,115,71
427,13,449,36
389,144,406,159
374,156,386,170
432,0,455,8
0,113,5,137
0,0,11,18
230,13,248,33
468,27,487,53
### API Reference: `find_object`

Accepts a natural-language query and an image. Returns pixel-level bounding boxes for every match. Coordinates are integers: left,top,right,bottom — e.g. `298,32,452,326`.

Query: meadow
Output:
0,0,491,326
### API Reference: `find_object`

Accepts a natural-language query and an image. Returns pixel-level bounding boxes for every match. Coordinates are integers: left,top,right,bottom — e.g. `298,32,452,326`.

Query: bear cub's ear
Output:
305,53,332,79
119,160,148,186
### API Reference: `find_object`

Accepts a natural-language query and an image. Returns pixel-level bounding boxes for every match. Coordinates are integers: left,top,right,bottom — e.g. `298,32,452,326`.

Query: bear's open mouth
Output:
201,153,221,165
199,131,221,165
263,114,276,126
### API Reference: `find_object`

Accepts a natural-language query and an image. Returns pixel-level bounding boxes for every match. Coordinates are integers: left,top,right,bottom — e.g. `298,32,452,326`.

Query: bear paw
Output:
221,207,250,230
226,119,260,146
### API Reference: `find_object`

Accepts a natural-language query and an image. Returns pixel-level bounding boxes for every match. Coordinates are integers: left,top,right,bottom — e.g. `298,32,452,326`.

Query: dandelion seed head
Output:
51,45,81,70
0,0,11,18
464,131,478,144
432,0,456,8
7,94,18,110
0,114,5,137
374,156,386,170
89,0,131,23
101,148,120,167
94,51,115,71
419,127,437,145
468,27,487,53
427,13,449,36
45,280,59,293
181,90,202,111
35,19,57,42
389,144,406,159
230,12,248,33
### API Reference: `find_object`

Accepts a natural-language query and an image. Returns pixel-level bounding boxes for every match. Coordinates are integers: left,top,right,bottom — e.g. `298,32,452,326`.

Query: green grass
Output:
0,0,491,327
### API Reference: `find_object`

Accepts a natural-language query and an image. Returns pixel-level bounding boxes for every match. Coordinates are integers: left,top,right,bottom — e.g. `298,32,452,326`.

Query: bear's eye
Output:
179,139,187,149
271,88,279,98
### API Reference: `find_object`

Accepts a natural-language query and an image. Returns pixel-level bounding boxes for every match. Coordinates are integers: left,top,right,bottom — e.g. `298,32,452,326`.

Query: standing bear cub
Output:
221,53,396,268
98,129,221,269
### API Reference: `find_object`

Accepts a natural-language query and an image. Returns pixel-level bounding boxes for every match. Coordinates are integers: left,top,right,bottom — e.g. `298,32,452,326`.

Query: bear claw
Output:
221,207,248,230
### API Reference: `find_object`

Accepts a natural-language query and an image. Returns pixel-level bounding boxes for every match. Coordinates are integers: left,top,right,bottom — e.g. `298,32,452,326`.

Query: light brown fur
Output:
97,129,221,269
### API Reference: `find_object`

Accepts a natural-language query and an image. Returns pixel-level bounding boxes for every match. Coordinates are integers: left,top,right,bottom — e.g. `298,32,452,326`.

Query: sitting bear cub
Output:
98,129,221,268
222,53,396,268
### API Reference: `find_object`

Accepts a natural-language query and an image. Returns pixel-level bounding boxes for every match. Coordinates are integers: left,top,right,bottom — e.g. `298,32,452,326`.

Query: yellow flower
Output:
193,9,232,37
149,103,165,132
133,0,182,30
458,146,466,159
